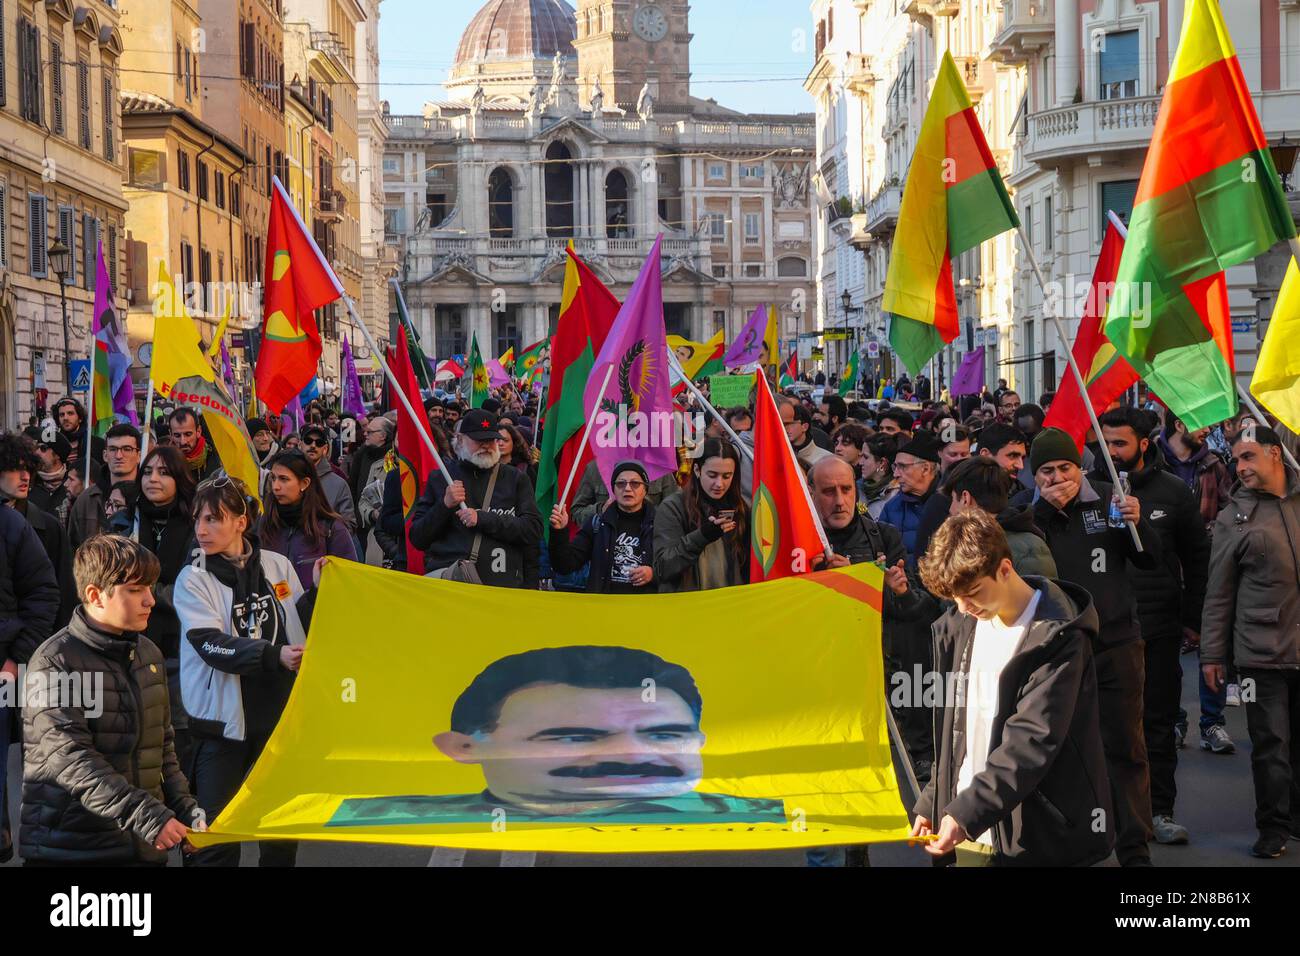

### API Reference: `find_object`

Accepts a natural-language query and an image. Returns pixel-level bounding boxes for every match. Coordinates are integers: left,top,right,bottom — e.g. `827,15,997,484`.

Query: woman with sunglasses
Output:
548,460,657,594
174,475,312,867
653,438,749,593
260,451,357,590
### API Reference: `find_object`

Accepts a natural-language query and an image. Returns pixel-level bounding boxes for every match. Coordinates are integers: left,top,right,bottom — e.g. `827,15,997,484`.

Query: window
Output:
1099,30,1139,100
708,163,726,180
199,248,211,310
81,214,98,290
744,212,761,245
176,41,182,81
18,17,42,124
777,256,807,277
265,145,272,197
103,75,115,161
197,160,209,201
230,179,241,220
180,240,194,294
740,163,764,180
107,225,117,292
1100,179,1139,237
0,185,8,268
435,305,465,359
385,207,404,234
383,156,399,176
705,213,725,240
76,59,90,149
215,171,225,209
713,310,726,333
743,263,763,278
1023,201,1033,249
184,48,192,102
57,206,76,285
50,39,64,136
177,149,190,192
1023,320,1037,400
28,194,47,277
1044,196,1053,252
711,265,728,279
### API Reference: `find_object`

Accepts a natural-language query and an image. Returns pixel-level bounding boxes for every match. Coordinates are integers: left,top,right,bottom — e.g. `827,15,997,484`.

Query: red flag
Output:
391,340,437,574
1043,214,1140,449
254,177,343,412
750,369,829,583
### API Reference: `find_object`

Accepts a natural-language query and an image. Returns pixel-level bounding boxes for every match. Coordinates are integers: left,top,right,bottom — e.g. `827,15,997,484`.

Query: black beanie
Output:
1029,427,1082,473
610,459,649,488
897,431,941,464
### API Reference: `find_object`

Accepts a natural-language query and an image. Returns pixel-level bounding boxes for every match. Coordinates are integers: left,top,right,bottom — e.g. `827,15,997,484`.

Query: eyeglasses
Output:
892,460,928,473
613,480,645,490
106,445,138,456
303,437,329,447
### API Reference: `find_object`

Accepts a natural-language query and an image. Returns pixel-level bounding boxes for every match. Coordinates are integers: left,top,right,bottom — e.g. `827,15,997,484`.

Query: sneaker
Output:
1201,725,1236,754
1174,720,1187,750
1226,683,1242,706
1153,814,1190,845
1252,834,1287,859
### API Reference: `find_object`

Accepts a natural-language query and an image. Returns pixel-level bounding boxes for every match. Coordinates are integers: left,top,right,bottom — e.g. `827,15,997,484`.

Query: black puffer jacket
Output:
1091,446,1209,641
20,608,199,864
14,499,76,629
0,504,60,664
408,458,544,587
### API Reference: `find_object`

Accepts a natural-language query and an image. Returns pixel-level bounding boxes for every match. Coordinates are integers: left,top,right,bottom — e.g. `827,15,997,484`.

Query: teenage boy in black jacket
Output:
912,510,1114,867
1012,427,1161,867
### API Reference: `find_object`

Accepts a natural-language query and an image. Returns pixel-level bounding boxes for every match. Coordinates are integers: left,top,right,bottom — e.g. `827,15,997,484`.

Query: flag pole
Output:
343,295,460,497
139,383,155,462
531,358,549,447
84,333,95,489
667,350,754,462
557,363,615,509
1236,380,1300,472
1014,225,1143,551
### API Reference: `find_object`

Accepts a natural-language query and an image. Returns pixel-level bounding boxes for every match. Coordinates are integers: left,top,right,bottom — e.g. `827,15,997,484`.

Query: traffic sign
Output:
866,341,880,357
69,359,91,392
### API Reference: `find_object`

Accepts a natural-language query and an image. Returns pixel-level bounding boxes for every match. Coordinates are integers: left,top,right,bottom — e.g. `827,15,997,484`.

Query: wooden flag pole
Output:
1014,224,1143,552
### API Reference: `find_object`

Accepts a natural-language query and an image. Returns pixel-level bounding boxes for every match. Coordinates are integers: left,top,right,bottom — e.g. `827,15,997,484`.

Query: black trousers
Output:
184,732,298,868
884,629,934,785
1239,668,1300,839
1095,641,1153,864
1143,635,1182,817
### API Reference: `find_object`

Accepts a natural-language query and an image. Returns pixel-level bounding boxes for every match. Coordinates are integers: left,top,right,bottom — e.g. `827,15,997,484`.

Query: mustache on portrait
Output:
548,761,685,779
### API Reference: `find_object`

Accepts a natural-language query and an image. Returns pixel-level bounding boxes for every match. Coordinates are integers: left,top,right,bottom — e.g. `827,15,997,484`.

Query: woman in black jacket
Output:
548,461,657,593
116,445,198,767
653,438,750,593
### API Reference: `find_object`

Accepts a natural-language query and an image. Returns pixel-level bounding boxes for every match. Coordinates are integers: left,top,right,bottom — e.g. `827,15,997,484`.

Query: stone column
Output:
1056,0,1080,106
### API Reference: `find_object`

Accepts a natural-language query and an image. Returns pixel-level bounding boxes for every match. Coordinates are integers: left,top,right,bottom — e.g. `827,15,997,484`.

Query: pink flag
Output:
342,335,367,417
582,235,677,489
950,347,985,397
723,304,769,369
487,359,511,388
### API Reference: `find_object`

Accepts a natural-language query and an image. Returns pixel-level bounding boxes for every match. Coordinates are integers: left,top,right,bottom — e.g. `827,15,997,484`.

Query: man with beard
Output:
1097,408,1211,847
52,397,105,476
326,645,785,826
408,410,542,588
168,408,222,482
300,424,357,531
1157,411,1232,531
23,428,73,527
246,418,280,468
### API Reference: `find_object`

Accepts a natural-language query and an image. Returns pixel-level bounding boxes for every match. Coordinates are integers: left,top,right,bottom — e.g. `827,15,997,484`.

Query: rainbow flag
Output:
1105,0,1296,430
884,51,1019,374
91,239,135,435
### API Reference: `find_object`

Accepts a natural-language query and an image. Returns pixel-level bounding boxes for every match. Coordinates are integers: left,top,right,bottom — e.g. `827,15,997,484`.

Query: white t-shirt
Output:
955,589,1042,846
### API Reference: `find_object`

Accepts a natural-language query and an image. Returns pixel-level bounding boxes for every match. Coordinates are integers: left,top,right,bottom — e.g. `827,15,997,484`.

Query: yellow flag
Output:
151,262,213,398
764,304,780,368
190,561,910,853
206,299,233,360
168,375,263,506
667,329,725,381
1252,258,1300,434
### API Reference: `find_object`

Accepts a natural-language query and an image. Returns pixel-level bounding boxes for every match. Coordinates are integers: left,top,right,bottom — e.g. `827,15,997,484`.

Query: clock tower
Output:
572,0,692,113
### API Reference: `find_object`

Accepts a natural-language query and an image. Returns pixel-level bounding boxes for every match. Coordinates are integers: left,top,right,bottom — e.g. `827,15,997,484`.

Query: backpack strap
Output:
468,464,500,564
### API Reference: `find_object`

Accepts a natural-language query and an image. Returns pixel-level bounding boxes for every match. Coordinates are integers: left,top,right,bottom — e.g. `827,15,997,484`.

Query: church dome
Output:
454,0,577,68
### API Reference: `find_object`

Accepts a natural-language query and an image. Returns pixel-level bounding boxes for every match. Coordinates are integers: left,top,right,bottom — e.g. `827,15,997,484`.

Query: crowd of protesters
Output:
1,366,1298,870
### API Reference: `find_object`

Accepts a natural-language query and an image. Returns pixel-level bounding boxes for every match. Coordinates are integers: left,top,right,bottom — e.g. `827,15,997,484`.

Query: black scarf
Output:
135,496,193,584
203,543,287,647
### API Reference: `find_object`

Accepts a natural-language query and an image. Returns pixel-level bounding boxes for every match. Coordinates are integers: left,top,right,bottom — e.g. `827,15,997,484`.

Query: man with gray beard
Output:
409,410,543,588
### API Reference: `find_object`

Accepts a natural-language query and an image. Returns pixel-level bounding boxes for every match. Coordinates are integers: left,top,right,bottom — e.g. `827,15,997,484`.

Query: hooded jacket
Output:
917,578,1114,867
0,504,60,664
408,457,544,588
174,545,307,741
1012,478,1161,649
1091,444,1209,641
20,607,200,864
997,505,1059,579
1201,471,1300,670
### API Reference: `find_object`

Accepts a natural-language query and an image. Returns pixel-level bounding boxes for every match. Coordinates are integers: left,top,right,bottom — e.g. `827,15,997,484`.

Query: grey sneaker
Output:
1153,814,1190,845
1226,683,1242,707
1201,725,1236,754
1174,719,1187,750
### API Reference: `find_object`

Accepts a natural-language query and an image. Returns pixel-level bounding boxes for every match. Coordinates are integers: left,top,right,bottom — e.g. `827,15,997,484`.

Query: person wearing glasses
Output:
548,460,658,594
97,423,142,496
298,424,356,532
878,431,942,570
996,390,1022,426
174,475,312,867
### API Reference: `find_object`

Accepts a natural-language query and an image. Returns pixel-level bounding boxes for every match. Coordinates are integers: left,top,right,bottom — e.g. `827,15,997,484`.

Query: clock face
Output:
633,5,670,43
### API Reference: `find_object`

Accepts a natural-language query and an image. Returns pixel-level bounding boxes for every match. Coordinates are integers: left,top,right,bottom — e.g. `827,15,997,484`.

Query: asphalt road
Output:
6,650,1293,868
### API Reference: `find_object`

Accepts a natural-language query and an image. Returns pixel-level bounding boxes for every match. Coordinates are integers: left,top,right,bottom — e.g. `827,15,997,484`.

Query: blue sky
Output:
377,0,815,115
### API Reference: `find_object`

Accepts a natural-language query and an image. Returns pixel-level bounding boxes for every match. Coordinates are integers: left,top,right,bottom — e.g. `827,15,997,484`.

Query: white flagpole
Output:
667,350,754,462
557,364,615,509
139,383,156,462
1237,380,1300,472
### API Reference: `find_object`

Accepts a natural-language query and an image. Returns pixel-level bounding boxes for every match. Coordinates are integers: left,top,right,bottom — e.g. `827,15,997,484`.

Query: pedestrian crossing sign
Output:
69,359,91,393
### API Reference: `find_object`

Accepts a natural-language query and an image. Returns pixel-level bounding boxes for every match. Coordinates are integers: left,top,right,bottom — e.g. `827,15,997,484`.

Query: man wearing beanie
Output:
879,431,942,568
246,418,279,468
547,460,658,594
1013,426,1162,866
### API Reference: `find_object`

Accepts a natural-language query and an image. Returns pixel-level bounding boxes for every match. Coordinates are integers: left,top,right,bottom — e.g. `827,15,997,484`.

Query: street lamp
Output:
840,289,862,391
48,239,71,389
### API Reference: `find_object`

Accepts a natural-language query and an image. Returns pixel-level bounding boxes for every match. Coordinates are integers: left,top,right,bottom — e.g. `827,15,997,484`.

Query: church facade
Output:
383,0,816,364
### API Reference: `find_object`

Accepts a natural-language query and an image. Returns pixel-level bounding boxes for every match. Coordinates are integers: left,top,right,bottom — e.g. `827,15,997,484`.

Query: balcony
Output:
844,53,878,98
989,0,1054,65
1024,95,1160,167
953,55,994,103
861,183,903,236
315,190,345,221
903,0,960,21
404,234,709,284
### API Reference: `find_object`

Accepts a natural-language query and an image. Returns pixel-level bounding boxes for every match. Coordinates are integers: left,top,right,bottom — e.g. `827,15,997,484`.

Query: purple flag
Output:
219,337,239,409
951,347,986,397
93,241,138,426
341,335,367,417
487,358,511,388
582,235,677,488
282,393,302,436
723,304,769,369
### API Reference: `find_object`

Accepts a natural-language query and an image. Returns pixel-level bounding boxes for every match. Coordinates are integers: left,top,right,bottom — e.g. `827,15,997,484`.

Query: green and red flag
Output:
254,177,344,412
392,279,433,392
884,51,1019,374
516,336,549,388
1105,0,1297,429
466,333,490,408
389,337,436,574
838,349,861,398
535,246,621,519
1043,213,1141,449
750,367,829,583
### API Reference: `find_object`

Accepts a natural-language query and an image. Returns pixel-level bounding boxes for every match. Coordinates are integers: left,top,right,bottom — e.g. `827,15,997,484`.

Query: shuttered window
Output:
102,74,114,161
57,205,75,285
28,194,47,277
50,39,64,136
82,213,97,290
77,59,90,149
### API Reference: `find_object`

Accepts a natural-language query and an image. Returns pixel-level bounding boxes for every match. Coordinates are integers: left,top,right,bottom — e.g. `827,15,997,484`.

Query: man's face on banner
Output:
435,684,705,812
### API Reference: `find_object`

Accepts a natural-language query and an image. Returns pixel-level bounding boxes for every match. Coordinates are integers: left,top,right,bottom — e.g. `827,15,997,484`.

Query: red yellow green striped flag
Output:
1105,0,1297,430
884,51,1019,374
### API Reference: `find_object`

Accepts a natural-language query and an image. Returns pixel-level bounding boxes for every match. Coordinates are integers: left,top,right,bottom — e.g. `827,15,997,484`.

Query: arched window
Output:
605,169,631,238
488,167,515,238
777,256,807,278
545,141,575,238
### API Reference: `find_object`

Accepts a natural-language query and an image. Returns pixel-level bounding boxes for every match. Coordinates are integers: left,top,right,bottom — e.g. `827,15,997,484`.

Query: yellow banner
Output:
191,560,910,852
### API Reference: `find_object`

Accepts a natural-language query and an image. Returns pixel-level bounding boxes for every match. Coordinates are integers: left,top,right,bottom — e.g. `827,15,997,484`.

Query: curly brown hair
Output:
918,510,1012,600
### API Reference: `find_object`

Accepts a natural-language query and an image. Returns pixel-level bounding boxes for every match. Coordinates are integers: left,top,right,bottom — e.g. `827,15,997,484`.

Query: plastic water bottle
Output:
1108,471,1130,528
